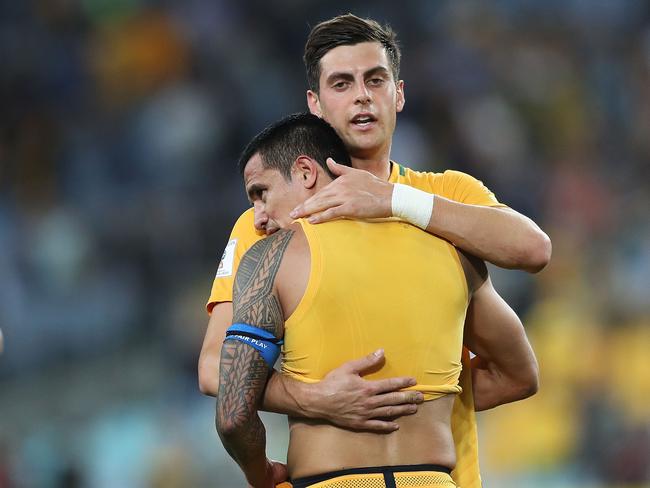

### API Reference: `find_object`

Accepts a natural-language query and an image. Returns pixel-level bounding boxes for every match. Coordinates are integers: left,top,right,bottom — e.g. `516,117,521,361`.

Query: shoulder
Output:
239,228,297,269
236,226,305,282
233,226,308,328
392,162,443,190
396,163,505,207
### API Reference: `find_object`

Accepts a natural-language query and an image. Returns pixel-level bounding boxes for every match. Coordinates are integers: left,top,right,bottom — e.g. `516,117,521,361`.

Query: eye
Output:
249,188,267,204
368,77,385,87
332,80,349,90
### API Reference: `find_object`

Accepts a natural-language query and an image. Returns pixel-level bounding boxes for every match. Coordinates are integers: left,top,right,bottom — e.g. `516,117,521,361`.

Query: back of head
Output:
238,112,351,179
304,13,401,93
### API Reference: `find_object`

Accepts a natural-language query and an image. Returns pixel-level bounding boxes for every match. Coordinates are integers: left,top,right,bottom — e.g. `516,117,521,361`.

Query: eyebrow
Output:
325,65,391,85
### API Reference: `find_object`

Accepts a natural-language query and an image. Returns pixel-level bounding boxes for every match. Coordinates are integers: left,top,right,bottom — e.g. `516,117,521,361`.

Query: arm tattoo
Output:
232,229,294,337
216,229,294,478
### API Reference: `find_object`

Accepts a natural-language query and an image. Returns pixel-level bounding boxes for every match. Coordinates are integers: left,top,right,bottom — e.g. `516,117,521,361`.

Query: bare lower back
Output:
287,394,456,478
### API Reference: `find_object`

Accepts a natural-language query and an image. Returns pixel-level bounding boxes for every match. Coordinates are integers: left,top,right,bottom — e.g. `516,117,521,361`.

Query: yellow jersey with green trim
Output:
282,218,467,401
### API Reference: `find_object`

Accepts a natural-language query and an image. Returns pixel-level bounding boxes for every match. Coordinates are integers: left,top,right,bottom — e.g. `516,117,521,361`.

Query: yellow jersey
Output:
283,218,468,400
207,163,505,488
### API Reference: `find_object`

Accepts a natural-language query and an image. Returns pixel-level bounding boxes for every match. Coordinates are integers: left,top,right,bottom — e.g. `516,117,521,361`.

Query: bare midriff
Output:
287,394,456,478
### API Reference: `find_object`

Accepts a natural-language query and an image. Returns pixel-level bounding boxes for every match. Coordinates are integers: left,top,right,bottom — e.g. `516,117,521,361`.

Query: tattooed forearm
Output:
216,340,269,475
232,229,294,338
216,228,295,482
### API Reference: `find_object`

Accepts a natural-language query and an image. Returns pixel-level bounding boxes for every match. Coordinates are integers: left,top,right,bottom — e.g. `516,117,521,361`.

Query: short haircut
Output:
304,13,401,93
238,112,351,180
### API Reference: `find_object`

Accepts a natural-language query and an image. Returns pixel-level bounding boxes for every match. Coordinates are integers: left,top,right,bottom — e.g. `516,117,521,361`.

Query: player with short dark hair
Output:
216,112,538,488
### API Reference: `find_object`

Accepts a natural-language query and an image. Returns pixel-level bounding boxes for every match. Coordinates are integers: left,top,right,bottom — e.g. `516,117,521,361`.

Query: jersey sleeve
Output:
439,170,508,207
206,208,264,313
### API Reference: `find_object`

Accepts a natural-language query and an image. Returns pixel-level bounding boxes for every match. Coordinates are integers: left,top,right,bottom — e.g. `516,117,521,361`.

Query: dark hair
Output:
304,13,401,93
238,112,351,180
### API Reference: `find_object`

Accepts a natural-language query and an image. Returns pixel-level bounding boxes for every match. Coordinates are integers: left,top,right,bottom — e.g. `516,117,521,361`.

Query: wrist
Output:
296,381,320,418
281,374,318,418
244,458,272,488
391,184,435,229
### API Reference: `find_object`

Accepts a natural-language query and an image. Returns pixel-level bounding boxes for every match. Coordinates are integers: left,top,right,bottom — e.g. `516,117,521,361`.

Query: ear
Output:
396,80,405,113
307,90,322,117
293,156,319,189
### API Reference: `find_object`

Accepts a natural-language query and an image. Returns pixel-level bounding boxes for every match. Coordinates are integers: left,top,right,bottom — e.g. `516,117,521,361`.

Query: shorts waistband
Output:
291,464,452,488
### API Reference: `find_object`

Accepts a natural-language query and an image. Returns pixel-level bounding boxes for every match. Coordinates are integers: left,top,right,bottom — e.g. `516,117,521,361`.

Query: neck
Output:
350,152,392,181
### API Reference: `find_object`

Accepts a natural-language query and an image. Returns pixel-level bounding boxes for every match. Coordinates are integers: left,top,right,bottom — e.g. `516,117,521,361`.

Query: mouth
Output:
350,113,377,129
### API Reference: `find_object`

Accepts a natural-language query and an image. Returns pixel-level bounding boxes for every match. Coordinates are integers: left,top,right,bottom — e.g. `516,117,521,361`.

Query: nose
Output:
253,202,268,232
355,83,371,105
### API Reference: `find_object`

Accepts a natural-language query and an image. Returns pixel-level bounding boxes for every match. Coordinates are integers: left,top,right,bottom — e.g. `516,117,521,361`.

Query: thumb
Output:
326,157,350,175
345,349,385,374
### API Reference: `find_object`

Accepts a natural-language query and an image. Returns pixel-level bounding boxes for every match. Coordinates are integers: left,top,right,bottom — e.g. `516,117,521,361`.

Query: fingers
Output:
326,157,350,175
305,206,347,224
368,403,419,419
367,375,419,394
342,349,385,374
290,192,340,219
355,419,401,432
368,389,424,407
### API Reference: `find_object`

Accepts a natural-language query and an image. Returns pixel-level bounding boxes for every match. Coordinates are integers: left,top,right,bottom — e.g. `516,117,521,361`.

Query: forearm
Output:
198,347,220,396
217,412,269,485
217,338,274,486
471,356,537,411
198,302,234,396
427,197,551,273
469,331,539,408
262,370,316,417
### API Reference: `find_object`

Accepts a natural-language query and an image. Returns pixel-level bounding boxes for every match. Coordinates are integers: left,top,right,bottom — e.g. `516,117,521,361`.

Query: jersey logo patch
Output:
216,239,237,278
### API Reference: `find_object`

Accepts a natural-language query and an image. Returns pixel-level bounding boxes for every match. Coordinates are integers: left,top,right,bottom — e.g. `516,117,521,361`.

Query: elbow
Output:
514,363,540,401
216,413,240,440
522,230,552,273
215,404,251,440
518,375,539,401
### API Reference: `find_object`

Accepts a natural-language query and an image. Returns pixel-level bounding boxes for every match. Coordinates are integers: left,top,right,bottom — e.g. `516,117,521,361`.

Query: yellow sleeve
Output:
206,208,264,313
438,170,507,207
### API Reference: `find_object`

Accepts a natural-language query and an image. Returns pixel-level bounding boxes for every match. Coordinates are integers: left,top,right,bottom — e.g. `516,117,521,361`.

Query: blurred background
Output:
0,0,648,486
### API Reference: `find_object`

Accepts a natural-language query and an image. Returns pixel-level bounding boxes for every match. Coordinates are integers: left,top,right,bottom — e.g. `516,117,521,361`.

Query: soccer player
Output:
216,113,538,488
200,14,551,487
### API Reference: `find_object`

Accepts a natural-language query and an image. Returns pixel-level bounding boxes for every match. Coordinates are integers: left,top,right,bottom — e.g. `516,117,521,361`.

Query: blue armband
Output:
224,323,284,368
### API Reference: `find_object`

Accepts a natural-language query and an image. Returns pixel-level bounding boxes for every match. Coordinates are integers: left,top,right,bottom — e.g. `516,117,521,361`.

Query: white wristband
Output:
391,183,434,229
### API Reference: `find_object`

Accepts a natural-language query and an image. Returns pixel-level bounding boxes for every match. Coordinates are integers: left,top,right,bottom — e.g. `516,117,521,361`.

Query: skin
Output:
216,157,538,485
